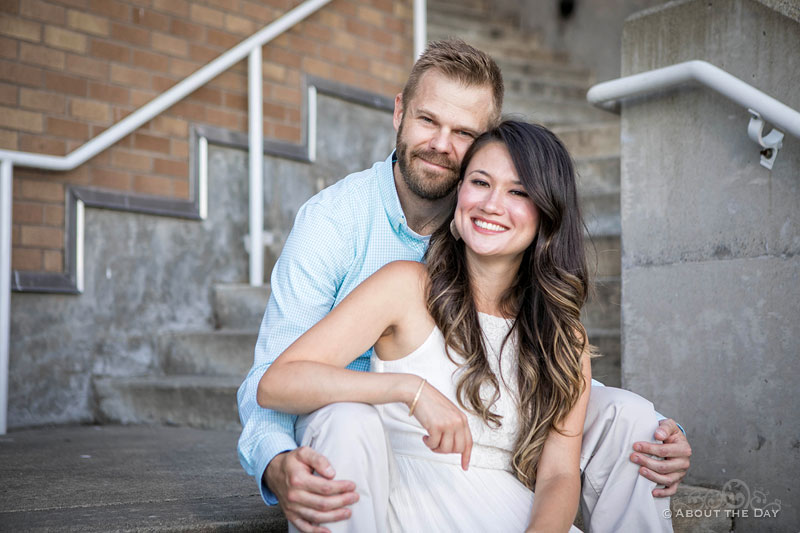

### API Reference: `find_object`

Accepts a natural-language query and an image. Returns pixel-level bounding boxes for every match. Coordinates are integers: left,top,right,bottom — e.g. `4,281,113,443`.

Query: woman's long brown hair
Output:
425,120,593,489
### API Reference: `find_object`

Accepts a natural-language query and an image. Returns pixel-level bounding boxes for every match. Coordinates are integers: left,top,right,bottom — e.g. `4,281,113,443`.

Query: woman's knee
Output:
298,402,386,448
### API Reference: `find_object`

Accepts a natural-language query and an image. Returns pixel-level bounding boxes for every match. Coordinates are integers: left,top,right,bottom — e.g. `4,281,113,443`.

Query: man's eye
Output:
420,116,433,123
456,131,474,138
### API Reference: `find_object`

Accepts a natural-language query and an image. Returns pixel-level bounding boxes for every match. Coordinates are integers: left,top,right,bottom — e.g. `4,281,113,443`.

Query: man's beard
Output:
396,122,460,201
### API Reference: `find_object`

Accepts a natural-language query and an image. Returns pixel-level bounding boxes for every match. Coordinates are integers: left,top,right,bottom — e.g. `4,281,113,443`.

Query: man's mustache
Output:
411,149,458,172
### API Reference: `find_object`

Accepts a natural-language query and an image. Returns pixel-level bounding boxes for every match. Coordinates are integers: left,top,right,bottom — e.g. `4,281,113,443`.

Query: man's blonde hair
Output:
402,39,504,126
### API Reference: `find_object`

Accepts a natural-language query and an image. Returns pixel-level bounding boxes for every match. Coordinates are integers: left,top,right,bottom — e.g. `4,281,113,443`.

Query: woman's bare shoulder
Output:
374,260,429,289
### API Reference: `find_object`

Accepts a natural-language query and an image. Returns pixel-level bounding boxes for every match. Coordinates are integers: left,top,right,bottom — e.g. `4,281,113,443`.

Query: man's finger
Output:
653,484,679,497
296,446,336,479
637,465,677,487
633,440,690,458
631,453,689,476
654,418,681,441
287,512,331,533
301,474,357,497
286,486,360,513
290,499,353,527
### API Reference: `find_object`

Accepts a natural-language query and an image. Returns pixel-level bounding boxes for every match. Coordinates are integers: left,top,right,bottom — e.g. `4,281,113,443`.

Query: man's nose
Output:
428,129,452,153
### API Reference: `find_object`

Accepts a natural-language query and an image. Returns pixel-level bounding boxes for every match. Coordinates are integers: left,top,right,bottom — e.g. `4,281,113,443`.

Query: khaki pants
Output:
291,386,673,533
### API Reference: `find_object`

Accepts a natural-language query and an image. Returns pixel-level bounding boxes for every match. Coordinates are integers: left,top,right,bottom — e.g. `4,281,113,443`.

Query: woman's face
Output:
454,142,540,263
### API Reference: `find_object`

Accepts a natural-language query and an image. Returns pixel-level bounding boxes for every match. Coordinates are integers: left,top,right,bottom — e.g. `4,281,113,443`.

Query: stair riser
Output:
161,331,256,377
502,100,613,126
582,280,621,330
589,334,621,388
585,236,621,279
94,378,241,431
576,157,621,194
213,284,270,330
505,79,588,101
553,124,620,158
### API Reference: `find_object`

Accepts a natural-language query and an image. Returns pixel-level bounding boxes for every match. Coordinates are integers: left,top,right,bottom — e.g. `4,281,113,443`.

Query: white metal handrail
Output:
587,60,800,169
0,0,427,435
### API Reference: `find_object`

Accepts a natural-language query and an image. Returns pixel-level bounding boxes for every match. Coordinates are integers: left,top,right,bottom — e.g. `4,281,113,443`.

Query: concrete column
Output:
620,1,799,531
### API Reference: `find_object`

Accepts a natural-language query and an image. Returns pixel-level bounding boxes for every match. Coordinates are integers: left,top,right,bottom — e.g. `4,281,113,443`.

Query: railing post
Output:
0,159,12,434
414,0,426,59
248,47,264,287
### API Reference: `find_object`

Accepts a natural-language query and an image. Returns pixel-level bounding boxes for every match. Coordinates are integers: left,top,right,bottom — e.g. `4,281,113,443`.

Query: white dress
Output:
372,313,583,533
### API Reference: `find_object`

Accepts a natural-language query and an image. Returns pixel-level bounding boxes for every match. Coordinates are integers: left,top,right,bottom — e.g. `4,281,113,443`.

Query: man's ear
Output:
393,93,403,132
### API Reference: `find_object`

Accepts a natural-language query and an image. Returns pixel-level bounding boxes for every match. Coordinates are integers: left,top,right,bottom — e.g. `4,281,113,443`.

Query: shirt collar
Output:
378,151,407,233
378,151,431,243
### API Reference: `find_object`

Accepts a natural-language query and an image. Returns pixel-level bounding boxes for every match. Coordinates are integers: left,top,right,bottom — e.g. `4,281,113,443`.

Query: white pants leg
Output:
580,386,673,533
290,403,392,533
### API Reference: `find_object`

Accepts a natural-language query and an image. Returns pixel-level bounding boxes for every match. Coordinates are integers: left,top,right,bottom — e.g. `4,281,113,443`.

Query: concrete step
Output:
583,278,621,331
427,10,541,46
503,97,613,126
504,76,589,102
671,485,735,533
576,156,620,195
213,283,270,330
430,34,564,64
496,56,594,86
0,425,286,532
160,329,256,377
552,122,621,158
585,234,621,279
427,0,490,23
588,328,621,388
94,375,241,431
581,191,621,238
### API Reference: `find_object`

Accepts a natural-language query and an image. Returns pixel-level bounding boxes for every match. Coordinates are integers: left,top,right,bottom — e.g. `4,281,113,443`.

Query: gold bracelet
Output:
408,378,426,417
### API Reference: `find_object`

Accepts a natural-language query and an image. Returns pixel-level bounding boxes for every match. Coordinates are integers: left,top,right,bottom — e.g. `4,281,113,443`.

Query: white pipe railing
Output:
587,60,800,140
414,0,427,59
0,160,11,434
0,0,334,435
248,48,264,287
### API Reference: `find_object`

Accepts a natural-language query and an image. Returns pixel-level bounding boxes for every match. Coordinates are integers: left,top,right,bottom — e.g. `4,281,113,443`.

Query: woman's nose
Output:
481,189,503,214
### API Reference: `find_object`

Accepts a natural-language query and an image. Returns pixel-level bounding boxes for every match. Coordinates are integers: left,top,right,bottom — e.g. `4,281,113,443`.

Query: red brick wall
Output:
0,0,413,273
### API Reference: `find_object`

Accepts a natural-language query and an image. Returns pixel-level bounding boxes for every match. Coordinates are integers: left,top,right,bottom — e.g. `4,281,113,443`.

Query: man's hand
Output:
265,447,359,533
630,418,691,497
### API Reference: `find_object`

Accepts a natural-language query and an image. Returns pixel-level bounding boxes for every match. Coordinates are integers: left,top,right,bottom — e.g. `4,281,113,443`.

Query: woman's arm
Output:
526,349,592,533
257,260,425,413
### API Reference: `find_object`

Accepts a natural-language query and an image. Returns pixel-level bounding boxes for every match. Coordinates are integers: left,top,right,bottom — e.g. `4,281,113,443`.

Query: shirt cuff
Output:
255,434,299,506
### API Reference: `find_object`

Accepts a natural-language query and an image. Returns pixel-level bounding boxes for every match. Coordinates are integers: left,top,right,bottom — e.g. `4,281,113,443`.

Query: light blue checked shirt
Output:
237,153,430,504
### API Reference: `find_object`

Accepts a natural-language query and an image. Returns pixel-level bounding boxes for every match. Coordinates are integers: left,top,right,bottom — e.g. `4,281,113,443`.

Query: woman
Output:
258,120,592,532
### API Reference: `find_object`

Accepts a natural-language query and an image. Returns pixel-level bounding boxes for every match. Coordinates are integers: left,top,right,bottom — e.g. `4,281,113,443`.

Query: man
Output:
238,40,690,533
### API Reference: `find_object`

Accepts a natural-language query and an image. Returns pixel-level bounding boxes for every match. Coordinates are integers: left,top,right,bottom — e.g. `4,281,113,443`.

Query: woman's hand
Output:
409,380,473,470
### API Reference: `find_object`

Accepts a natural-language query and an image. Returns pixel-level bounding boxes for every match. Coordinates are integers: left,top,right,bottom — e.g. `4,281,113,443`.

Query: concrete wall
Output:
620,1,799,530
8,94,395,428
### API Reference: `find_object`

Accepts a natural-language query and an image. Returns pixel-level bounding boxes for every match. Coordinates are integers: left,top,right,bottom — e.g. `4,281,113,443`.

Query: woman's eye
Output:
471,179,489,187
510,190,529,197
